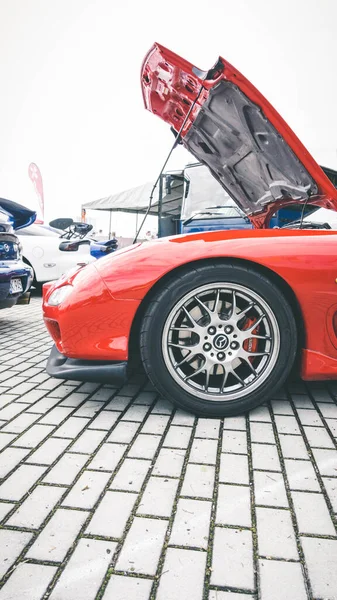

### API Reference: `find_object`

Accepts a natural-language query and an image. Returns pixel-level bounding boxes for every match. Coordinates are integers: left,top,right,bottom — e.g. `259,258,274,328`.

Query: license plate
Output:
10,278,23,294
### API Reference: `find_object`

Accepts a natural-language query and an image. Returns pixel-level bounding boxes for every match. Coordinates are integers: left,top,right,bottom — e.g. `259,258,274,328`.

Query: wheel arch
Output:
128,256,305,359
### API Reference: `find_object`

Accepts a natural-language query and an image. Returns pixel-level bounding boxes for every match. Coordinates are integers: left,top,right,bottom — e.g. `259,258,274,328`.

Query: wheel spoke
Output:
212,289,220,314
243,333,271,341
230,290,237,318
181,305,198,327
175,350,197,368
242,313,265,331
171,326,195,333
184,363,205,381
234,301,254,321
194,295,212,317
230,367,246,387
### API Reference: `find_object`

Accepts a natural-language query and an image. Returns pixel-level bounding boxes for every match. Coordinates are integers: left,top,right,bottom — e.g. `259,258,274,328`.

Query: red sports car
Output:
42,44,337,417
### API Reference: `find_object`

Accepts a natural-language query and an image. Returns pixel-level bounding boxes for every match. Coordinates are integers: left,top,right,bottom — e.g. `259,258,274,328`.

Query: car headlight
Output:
47,284,73,306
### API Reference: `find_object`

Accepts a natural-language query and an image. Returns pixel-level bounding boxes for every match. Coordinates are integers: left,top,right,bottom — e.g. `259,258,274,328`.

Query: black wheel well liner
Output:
128,256,305,356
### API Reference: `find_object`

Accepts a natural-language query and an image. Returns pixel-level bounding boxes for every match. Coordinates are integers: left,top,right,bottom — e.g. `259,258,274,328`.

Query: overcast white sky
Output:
0,0,336,235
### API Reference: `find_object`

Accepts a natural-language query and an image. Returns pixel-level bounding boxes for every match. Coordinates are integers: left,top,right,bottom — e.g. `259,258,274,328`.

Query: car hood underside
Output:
141,44,337,227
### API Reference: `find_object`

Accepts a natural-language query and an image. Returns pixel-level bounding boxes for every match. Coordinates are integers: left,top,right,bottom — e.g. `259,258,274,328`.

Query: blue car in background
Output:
0,198,35,309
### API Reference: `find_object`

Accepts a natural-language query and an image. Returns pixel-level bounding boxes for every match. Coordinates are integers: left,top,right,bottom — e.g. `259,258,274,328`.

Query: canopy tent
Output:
82,172,185,217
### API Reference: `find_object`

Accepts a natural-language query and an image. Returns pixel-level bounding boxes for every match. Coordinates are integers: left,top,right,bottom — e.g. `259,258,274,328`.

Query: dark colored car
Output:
0,198,35,309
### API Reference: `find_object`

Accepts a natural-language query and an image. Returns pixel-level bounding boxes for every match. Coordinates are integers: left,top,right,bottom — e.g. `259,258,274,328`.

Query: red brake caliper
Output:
242,317,259,355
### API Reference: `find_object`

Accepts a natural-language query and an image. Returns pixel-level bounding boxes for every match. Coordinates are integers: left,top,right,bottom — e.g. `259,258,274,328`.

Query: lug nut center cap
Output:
213,333,229,351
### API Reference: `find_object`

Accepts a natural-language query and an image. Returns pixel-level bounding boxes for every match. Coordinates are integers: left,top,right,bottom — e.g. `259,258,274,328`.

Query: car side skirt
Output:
301,349,337,380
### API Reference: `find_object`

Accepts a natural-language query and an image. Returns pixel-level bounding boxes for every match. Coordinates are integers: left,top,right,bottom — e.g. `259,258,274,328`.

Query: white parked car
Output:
18,224,96,288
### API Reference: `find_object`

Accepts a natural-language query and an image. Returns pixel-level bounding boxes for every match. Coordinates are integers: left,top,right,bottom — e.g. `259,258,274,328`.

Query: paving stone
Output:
303,425,335,448
0,464,46,500
301,537,337,599
216,483,251,527
73,400,103,418
12,424,55,448
119,383,141,397
252,443,281,471
122,405,151,422
105,396,132,411
1,412,40,433
323,477,337,512
0,395,17,409
223,416,246,431
116,517,167,575
0,562,57,600
189,438,218,464
86,490,137,538
153,447,186,477
26,437,71,465
169,497,211,548
107,421,139,443
7,484,65,529
318,403,337,418
90,387,115,401
297,408,324,427
102,575,153,600
181,463,215,499
219,453,249,485
256,507,298,559
259,559,307,600
59,392,88,407
292,395,315,409
249,405,272,422
254,471,288,508
54,417,90,438
133,391,157,406
0,529,32,579
250,422,275,444
128,434,161,459
0,502,15,522
138,476,178,517
0,402,27,421
171,410,195,426
151,397,174,414
9,389,46,404
327,419,337,437
88,443,126,471
38,406,74,425
26,397,60,414
0,433,16,451
310,388,333,403
70,429,106,454
110,458,151,492
28,508,89,561
222,430,247,454
274,414,301,435
279,434,309,460
0,447,30,478
156,547,206,600
49,538,117,600
88,410,120,430
209,592,255,600
77,382,100,394
211,527,254,590
271,400,294,414
141,414,170,434
284,458,320,491
163,425,192,449
62,470,110,509
43,453,88,485
291,490,335,535
195,418,221,439
312,447,337,476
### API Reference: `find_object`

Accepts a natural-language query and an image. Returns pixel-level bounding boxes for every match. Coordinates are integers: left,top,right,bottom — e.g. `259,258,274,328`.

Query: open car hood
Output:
0,198,36,231
141,44,337,227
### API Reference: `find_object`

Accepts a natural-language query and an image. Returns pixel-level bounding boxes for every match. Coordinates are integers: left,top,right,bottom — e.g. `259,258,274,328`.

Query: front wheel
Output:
140,263,297,417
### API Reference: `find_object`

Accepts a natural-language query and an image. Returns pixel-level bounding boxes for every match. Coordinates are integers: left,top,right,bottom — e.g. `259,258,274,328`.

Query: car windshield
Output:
181,165,245,220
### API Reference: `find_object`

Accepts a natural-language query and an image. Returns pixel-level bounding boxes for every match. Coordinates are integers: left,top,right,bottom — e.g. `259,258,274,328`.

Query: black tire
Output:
140,262,297,417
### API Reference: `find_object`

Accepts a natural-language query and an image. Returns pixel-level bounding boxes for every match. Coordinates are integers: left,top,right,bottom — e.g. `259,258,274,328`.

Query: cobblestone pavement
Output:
0,298,336,600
